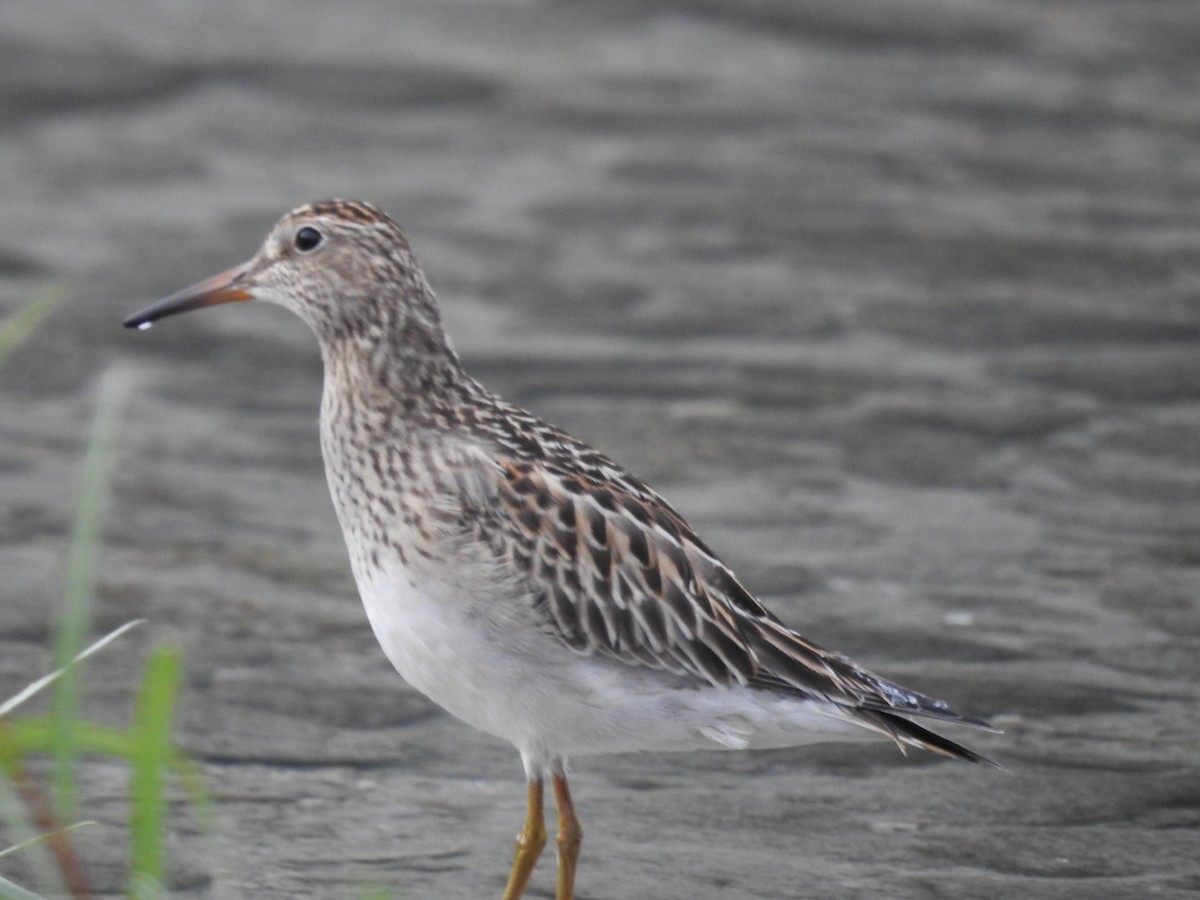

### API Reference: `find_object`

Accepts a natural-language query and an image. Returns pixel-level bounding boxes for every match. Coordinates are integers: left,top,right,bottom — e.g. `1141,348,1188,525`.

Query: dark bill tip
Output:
123,263,253,330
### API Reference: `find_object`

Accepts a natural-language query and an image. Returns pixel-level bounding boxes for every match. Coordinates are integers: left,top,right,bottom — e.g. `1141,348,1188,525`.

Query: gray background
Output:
2,1,1199,898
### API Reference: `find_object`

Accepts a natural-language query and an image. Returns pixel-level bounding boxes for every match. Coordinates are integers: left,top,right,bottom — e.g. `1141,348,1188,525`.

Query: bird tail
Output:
858,709,1004,769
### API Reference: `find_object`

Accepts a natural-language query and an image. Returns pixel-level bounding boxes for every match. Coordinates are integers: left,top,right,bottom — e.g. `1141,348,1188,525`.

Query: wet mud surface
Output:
1,1,1199,897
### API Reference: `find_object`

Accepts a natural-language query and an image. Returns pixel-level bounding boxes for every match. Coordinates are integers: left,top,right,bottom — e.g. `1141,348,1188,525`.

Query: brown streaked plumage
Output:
124,199,999,900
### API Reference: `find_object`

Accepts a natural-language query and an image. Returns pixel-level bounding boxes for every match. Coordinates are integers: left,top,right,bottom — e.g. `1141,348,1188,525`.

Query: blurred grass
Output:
0,288,62,371
0,290,207,898
51,365,133,823
0,772,67,899
2,653,207,892
0,871,53,900
128,647,182,899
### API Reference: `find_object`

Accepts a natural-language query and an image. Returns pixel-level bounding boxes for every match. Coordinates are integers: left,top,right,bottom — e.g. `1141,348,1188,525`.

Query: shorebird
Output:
124,200,997,899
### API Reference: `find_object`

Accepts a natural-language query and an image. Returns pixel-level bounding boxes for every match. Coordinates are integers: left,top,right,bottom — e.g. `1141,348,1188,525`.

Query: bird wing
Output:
465,453,990,733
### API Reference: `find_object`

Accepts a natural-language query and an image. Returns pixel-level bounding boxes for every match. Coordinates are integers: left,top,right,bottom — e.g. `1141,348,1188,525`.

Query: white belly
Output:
350,557,875,767
353,560,526,741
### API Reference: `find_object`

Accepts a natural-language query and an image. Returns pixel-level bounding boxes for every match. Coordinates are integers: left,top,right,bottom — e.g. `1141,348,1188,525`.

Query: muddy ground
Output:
1,1,1199,898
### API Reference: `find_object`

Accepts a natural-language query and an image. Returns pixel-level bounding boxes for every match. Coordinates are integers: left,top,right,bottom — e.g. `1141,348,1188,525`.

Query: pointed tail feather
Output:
859,709,1004,769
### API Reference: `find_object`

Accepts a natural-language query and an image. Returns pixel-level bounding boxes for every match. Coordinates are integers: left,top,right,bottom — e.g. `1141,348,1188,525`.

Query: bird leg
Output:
501,777,547,900
552,765,583,900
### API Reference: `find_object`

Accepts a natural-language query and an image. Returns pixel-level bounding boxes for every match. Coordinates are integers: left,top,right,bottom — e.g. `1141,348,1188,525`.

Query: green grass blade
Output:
50,365,134,821
0,286,62,371
128,646,183,899
1,718,134,761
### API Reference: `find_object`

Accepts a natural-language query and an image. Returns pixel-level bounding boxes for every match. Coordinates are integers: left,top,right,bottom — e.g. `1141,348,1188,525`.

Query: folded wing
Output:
467,455,994,762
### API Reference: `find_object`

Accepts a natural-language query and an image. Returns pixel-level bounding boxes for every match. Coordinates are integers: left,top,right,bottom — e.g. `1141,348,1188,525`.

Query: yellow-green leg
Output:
501,777,547,900
552,766,582,900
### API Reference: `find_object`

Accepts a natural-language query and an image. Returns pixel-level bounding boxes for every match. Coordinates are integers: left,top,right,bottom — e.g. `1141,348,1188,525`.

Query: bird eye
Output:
294,226,323,252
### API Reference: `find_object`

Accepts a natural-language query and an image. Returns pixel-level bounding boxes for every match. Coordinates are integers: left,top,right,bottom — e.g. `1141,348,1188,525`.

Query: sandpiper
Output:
124,200,997,899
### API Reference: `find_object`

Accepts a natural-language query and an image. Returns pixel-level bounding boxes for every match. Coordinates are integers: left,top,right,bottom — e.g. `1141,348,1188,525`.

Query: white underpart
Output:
350,554,879,774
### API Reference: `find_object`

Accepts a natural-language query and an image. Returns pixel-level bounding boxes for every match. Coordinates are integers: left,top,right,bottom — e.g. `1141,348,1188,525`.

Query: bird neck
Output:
319,319,475,429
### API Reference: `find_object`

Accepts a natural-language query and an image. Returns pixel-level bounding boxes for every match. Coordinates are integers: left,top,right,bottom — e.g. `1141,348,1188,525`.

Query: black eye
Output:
294,226,323,252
